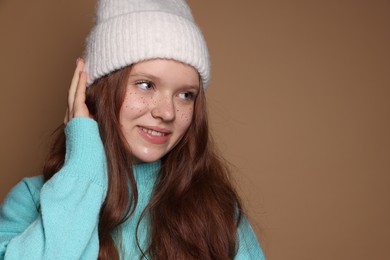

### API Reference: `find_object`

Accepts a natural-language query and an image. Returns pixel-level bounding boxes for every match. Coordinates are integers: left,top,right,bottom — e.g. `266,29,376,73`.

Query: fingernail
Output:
76,57,84,65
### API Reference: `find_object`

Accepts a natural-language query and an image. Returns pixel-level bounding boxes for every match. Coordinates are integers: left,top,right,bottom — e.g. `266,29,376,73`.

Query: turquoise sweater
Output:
0,118,265,259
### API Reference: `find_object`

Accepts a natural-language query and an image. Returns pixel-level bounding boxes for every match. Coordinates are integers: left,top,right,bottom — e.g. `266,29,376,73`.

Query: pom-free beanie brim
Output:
84,11,210,88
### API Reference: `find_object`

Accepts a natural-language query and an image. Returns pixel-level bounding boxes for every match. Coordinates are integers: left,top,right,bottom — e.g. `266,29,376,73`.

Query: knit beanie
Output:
83,0,210,88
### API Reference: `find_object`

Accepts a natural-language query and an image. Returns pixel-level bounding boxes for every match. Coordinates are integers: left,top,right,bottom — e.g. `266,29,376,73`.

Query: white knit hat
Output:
83,0,210,88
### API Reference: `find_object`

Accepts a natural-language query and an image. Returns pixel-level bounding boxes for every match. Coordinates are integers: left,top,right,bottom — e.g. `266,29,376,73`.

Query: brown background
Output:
1,0,389,259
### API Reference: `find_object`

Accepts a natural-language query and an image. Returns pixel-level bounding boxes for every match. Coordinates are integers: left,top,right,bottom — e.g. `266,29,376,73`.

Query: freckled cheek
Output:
176,106,194,126
122,94,149,115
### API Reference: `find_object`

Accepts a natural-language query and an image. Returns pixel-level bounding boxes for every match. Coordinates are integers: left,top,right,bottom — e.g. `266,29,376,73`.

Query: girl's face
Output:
119,59,200,162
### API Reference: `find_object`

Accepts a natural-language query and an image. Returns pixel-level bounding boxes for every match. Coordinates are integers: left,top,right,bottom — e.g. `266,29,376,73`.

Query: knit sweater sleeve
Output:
0,117,108,260
235,216,266,260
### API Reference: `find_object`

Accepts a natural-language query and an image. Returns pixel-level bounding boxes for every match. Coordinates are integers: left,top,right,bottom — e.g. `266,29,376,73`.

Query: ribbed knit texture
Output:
84,0,210,88
116,160,160,258
0,118,265,259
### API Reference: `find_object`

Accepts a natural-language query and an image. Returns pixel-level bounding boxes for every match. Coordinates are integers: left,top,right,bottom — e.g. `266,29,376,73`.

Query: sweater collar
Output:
132,160,160,185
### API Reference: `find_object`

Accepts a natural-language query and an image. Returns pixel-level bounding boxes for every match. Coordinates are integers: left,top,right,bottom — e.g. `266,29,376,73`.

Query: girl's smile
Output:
137,125,171,145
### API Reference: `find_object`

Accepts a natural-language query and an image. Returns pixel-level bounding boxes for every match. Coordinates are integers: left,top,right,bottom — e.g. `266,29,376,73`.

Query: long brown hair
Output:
43,65,243,259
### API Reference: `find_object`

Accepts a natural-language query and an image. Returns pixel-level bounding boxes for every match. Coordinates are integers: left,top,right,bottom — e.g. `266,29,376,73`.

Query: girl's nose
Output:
151,96,175,121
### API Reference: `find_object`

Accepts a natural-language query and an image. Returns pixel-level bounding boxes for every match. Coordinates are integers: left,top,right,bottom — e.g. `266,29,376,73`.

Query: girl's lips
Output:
138,126,171,144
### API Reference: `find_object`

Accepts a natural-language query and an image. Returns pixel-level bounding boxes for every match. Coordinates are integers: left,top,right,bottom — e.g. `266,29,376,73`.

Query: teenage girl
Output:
0,0,265,259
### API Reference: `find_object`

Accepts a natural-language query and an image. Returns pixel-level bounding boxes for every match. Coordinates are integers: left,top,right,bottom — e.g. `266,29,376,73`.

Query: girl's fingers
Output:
65,58,90,125
73,71,89,118
68,58,84,113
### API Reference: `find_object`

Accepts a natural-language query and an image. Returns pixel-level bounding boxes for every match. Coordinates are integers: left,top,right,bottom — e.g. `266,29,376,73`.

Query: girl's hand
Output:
64,58,90,125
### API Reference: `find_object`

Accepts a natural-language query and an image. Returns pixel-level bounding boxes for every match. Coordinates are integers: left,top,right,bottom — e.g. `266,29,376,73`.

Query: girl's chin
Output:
131,150,167,163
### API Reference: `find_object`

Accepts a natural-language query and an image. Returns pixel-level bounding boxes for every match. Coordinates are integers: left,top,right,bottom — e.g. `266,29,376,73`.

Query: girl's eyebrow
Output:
128,72,160,81
129,72,200,90
182,84,200,91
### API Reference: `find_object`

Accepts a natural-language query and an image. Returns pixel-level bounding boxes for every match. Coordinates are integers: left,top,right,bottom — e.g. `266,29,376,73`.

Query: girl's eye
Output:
136,81,153,90
178,91,196,101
